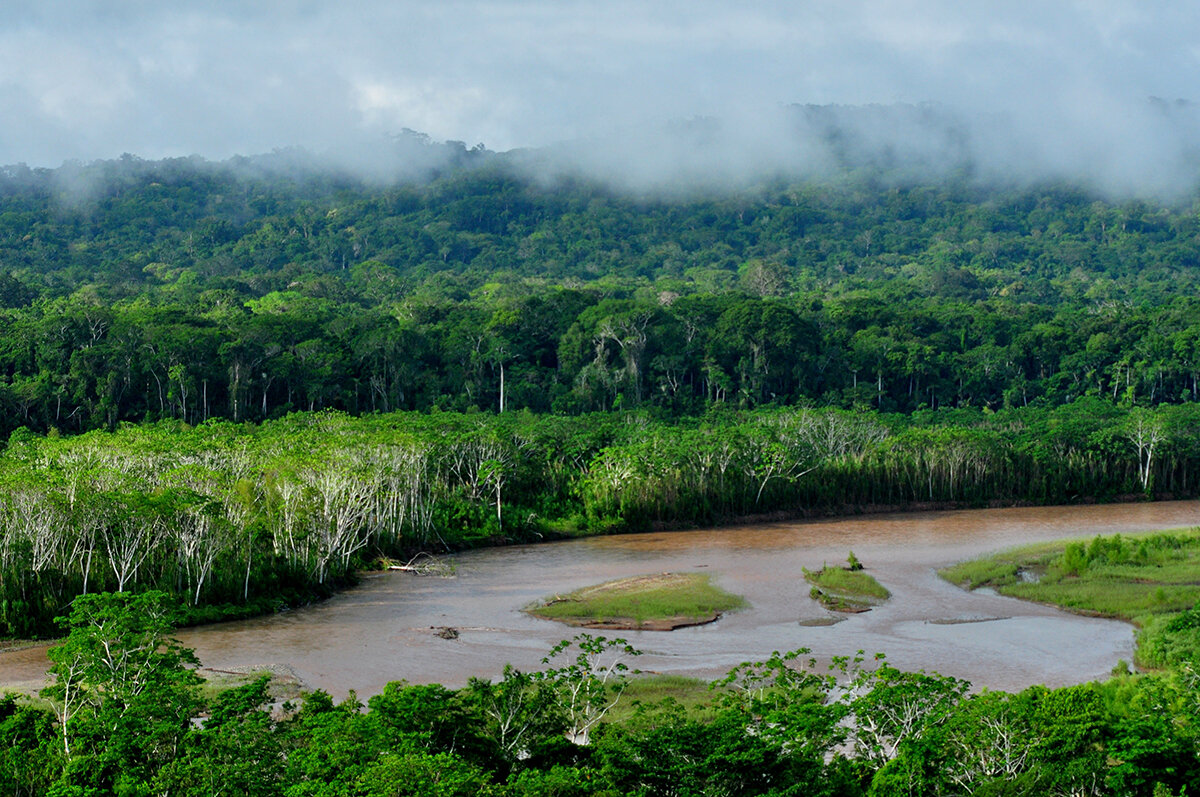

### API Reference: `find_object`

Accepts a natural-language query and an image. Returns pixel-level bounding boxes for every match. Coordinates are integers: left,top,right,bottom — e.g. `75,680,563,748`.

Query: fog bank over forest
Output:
4,3,1200,198
511,101,1200,199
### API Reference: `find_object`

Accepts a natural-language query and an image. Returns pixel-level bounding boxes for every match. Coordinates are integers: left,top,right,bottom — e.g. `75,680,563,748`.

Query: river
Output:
3,501,1198,698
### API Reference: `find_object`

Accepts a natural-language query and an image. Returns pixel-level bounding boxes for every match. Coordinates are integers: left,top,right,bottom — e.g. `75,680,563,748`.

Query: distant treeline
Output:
2,288,1200,433
0,157,1199,431
1,401,1196,637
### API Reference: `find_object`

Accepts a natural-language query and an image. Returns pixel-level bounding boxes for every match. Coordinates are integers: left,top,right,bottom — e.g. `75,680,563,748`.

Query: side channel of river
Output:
3,500,1198,698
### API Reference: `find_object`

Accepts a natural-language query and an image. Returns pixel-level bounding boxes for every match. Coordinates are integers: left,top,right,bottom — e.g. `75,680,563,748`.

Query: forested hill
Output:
1,146,1200,433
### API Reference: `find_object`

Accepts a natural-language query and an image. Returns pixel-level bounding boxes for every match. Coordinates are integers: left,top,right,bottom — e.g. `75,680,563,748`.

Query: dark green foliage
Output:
1,156,1200,434
40,591,203,795
0,695,57,796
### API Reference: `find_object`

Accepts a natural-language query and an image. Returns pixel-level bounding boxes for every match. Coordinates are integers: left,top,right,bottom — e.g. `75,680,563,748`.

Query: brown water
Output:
4,501,1198,698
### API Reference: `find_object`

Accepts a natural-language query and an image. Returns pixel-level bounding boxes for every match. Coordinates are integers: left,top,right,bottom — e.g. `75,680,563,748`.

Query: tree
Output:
467,665,562,764
41,591,201,791
151,676,284,797
847,662,968,767
1124,408,1165,493
540,634,640,746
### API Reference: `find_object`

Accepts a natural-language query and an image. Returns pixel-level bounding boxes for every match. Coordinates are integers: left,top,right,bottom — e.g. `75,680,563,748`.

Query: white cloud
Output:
0,1,1196,195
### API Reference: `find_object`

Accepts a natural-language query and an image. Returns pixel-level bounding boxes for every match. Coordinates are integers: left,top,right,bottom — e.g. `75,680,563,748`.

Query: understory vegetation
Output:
940,529,1200,668
3,591,1197,796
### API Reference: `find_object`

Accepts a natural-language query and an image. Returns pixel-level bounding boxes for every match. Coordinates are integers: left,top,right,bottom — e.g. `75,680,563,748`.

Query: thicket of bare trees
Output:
1,399,1197,636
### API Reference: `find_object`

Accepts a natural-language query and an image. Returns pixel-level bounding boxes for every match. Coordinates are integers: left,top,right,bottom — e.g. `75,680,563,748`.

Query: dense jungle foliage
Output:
1,150,1200,432
2,592,1197,796
2,147,1200,635
2,140,1200,794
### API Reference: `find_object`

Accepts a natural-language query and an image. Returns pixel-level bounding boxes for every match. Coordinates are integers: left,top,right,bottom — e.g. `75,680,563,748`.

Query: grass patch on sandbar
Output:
938,527,1200,669
804,563,891,613
525,572,747,630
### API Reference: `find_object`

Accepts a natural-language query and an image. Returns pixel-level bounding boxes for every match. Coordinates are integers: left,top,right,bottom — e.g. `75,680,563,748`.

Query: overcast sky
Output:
3,1,1199,193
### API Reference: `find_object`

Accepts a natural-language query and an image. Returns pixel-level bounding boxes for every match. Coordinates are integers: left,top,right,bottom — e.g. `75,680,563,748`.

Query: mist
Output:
4,2,1200,198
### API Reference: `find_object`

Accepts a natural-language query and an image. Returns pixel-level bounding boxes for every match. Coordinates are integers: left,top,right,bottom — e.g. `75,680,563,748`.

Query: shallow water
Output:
4,501,1198,698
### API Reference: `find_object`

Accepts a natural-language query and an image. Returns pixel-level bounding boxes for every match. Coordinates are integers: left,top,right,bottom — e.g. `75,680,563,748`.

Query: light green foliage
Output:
2,401,1195,640
609,675,715,723
938,557,1021,589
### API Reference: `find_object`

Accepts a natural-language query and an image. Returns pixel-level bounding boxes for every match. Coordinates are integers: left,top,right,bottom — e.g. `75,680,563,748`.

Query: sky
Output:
3,1,1200,194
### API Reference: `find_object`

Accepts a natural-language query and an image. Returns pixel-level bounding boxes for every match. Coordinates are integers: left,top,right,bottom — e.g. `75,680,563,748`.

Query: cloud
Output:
1,2,1198,196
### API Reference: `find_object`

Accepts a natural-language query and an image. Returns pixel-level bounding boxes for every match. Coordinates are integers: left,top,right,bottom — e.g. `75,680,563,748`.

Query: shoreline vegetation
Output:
524,572,747,630
939,527,1200,669
1,400,1197,640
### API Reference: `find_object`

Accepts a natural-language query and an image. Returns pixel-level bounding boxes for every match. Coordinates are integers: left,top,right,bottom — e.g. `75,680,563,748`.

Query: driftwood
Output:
388,551,455,577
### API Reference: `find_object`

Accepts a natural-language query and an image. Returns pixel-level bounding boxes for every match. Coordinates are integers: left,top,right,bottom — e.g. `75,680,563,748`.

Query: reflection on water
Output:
4,501,1198,698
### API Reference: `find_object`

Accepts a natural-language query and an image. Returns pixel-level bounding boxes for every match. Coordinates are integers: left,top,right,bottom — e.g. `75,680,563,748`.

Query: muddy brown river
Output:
3,501,1198,698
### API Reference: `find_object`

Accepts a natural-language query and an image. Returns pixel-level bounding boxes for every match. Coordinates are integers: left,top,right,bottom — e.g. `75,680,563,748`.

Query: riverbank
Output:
939,527,1200,668
5,493,1192,653
2,401,1198,639
8,500,1197,701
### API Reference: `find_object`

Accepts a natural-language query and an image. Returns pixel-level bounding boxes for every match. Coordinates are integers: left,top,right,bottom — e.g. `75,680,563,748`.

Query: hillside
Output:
0,142,1198,433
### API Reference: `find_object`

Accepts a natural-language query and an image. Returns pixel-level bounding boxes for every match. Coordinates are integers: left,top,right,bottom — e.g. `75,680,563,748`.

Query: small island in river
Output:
803,554,892,613
525,572,747,630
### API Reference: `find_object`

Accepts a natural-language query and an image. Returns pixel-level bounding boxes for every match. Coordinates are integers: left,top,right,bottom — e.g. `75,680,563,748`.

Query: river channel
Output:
3,501,1198,698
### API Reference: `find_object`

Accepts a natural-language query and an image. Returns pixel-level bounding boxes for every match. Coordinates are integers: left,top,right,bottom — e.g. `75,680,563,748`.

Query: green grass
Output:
938,527,1200,669
525,572,747,629
804,564,890,612
195,667,305,704
805,566,891,600
938,558,1023,590
605,675,720,723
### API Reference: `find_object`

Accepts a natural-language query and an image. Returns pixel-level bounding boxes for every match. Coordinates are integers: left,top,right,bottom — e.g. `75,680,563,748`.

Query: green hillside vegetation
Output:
940,529,1200,668
0,155,1199,434
5,137,1200,792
